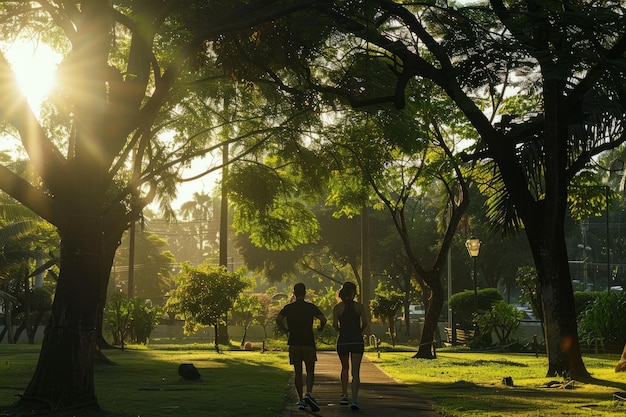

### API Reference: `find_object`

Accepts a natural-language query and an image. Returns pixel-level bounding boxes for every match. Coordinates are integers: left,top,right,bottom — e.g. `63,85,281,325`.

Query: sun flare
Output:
5,40,61,111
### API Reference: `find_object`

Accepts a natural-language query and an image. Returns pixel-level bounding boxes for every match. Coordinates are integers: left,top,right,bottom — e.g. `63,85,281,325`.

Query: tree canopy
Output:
166,263,249,350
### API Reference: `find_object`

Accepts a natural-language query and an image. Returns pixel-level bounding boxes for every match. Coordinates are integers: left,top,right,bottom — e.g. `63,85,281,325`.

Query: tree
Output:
371,281,404,346
0,196,58,344
298,0,626,378
326,101,472,358
112,229,176,303
176,192,222,264
231,292,263,347
0,1,326,411
226,85,472,354
256,291,287,344
165,263,248,352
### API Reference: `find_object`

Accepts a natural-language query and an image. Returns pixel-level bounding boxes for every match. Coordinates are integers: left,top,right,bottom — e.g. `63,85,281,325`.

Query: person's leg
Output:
350,352,363,402
290,346,304,401
338,353,350,396
302,346,318,395
303,349,320,412
293,361,304,401
304,359,316,394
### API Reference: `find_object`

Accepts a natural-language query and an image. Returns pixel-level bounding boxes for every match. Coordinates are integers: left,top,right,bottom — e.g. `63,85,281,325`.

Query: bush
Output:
104,294,162,345
573,291,600,316
474,300,524,346
578,291,626,353
449,288,502,329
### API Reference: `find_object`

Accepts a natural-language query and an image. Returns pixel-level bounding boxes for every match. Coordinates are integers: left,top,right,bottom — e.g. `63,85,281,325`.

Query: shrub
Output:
104,294,162,345
578,291,626,353
573,291,600,316
449,288,502,329
474,300,524,345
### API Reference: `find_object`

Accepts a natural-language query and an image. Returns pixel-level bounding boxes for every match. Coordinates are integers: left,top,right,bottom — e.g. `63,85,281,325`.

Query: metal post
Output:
606,185,611,294
473,256,478,310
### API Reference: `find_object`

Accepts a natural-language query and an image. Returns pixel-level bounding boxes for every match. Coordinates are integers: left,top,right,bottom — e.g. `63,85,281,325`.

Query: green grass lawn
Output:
368,347,626,417
0,341,293,417
3,341,626,417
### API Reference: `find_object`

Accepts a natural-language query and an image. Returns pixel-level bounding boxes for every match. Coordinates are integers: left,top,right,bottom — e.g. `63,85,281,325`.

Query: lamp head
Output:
465,237,481,257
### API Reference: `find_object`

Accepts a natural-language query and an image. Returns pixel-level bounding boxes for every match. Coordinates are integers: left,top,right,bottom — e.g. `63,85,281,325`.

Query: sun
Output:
5,39,61,112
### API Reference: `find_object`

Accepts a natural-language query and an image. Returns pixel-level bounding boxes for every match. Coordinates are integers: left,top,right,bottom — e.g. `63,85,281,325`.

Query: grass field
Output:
2,341,626,416
370,347,626,417
0,341,293,417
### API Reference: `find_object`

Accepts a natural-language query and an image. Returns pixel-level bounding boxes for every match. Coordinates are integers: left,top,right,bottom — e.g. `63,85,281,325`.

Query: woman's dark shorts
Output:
337,343,365,356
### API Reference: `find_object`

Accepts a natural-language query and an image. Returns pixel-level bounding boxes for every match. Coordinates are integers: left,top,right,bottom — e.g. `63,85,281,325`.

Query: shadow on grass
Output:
579,376,626,392
410,377,626,415
1,347,293,417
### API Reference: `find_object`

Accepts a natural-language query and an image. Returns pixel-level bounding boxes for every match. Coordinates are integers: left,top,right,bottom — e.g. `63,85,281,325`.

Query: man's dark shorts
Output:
289,345,317,364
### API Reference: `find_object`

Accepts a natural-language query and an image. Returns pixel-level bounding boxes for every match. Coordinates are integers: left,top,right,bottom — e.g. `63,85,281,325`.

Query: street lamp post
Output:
465,237,481,310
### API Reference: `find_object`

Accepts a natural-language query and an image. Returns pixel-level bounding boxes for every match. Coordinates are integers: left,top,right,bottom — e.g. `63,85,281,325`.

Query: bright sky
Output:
2,39,217,212
5,39,61,112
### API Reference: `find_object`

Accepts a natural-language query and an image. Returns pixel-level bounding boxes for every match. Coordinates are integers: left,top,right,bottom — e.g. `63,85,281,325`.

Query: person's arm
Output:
315,308,328,332
358,303,370,333
332,304,341,332
316,312,328,331
276,313,289,334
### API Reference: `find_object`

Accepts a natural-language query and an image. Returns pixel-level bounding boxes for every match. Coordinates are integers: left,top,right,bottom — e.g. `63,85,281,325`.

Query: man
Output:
276,283,328,412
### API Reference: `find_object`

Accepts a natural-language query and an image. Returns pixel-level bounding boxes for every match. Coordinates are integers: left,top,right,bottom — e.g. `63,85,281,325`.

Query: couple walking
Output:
276,282,369,412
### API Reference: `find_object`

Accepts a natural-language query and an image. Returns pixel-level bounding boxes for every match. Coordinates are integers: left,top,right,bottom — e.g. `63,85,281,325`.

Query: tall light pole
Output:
605,185,611,294
465,237,481,310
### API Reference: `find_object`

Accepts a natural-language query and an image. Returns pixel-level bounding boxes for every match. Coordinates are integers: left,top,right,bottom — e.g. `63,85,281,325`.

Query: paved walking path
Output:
280,351,440,416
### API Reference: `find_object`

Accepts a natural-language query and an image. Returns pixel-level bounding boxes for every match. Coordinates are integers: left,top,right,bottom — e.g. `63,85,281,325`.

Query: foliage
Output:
0,0,348,410
253,291,287,341
474,300,524,346
173,192,221,264
227,160,322,251
448,288,503,329
578,291,626,353
371,281,404,346
516,266,543,322
0,197,58,343
568,172,618,222
310,285,339,319
302,0,626,377
230,292,263,346
165,263,249,343
113,231,176,302
104,293,162,346
234,205,368,284
573,291,601,317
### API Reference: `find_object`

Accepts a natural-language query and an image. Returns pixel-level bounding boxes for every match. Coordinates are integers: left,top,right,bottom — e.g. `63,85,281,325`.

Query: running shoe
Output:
297,400,306,410
350,401,359,410
340,395,349,405
304,392,320,412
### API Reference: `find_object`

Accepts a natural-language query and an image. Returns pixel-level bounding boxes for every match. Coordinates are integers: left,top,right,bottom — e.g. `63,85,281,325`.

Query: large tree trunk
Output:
19,1,120,407
20,216,104,411
19,211,125,411
528,228,589,379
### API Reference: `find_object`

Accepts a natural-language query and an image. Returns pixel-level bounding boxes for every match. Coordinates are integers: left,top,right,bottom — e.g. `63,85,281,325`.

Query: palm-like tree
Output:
0,197,58,343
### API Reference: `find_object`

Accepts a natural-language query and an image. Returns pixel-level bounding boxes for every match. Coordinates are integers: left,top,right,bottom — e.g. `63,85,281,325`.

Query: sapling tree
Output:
166,263,249,352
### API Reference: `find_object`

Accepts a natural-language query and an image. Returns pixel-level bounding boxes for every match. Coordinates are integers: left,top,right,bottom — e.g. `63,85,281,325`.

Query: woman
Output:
332,281,369,410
